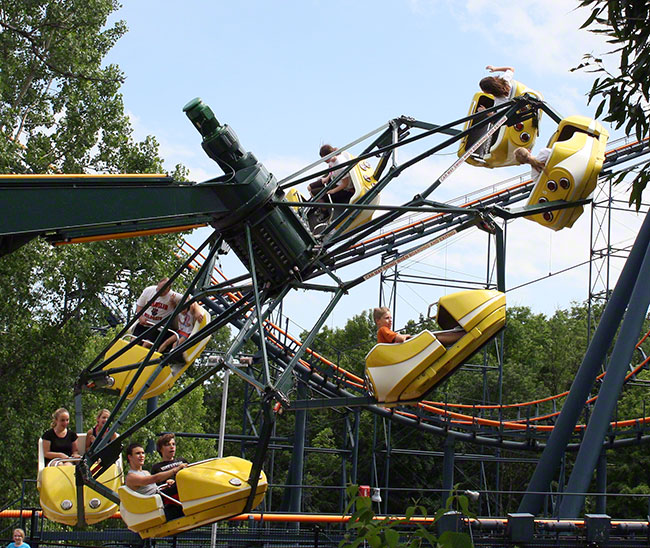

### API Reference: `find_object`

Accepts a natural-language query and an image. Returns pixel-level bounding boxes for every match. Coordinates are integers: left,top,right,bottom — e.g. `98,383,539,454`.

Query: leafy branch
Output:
0,19,124,84
339,485,474,548
571,1,650,209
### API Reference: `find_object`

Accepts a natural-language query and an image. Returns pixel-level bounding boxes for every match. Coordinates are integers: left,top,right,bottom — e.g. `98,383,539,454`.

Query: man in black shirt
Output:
151,434,189,483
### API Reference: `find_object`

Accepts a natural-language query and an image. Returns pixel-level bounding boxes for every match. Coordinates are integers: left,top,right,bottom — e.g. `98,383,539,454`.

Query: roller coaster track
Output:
177,134,650,451
323,136,649,273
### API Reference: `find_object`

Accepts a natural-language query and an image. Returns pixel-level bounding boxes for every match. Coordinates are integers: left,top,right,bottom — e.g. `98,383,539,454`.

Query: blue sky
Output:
105,1,643,331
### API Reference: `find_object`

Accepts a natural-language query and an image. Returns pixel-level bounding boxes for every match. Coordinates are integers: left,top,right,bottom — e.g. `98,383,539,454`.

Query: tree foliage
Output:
340,485,474,548
0,0,218,508
572,0,650,208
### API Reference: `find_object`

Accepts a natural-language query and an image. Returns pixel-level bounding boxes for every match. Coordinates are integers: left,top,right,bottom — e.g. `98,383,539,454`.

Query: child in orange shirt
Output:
373,306,465,346
373,307,411,344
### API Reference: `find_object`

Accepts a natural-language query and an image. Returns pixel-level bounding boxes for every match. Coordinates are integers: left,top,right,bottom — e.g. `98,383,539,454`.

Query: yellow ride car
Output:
365,289,506,404
458,81,543,168
525,115,609,230
37,433,122,526
286,157,379,235
99,308,211,400
119,456,267,538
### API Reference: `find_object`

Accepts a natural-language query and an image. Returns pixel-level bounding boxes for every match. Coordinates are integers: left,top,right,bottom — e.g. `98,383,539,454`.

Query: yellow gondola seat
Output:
37,433,123,526
285,157,379,235
100,308,212,400
333,158,379,232
365,331,446,404
119,456,268,539
525,115,609,231
118,488,166,531
365,289,506,404
458,81,544,168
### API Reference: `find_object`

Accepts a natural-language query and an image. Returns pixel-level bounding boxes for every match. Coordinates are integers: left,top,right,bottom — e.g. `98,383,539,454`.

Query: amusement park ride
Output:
2,80,650,539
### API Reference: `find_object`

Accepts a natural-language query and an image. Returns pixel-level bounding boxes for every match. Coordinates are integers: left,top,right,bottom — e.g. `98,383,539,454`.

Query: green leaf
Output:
384,528,400,548
438,531,474,548
457,495,470,516
580,7,600,28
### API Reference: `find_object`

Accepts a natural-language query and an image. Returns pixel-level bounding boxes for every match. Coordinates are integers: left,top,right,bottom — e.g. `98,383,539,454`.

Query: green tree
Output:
0,0,215,508
572,0,650,208
305,310,377,377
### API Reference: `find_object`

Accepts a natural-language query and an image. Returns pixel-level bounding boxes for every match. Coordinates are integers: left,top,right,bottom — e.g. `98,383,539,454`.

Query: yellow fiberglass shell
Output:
102,311,211,400
333,158,379,233
285,188,302,211
365,290,505,404
38,460,122,526
437,289,505,333
118,487,166,532
365,331,446,404
102,340,173,400
458,82,543,168
399,290,505,401
284,158,379,235
119,457,267,539
525,116,609,231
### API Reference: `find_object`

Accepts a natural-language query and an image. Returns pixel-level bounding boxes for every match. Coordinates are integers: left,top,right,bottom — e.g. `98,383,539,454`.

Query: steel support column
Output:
596,450,607,515
519,208,650,515
282,381,307,513
442,436,455,505
559,237,650,517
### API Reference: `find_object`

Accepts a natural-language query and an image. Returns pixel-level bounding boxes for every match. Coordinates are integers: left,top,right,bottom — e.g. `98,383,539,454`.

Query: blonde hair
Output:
13,528,25,538
51,407,69,429
96,408,111,421
373,306,390,324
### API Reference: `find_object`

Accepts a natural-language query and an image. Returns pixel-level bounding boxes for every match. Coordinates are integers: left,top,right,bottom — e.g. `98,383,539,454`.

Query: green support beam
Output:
0,174,230,253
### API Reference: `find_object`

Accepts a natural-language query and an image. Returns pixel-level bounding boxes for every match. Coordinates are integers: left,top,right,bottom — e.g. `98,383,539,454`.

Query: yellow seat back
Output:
118,485,166,531
525,116,609,231
459,82,543,168
366,330,437,369
333,157,379,233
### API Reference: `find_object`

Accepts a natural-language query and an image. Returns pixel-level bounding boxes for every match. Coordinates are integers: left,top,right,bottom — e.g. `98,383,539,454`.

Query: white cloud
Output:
427,0,612,78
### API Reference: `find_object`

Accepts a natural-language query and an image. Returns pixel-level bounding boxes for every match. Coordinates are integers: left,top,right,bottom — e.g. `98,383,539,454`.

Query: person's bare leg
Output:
172,336,187,350
158,334,177,353
436,331,465,346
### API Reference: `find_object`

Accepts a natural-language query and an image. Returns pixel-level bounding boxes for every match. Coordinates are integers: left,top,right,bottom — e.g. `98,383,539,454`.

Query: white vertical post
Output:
211,368,231,548
218,369,230,458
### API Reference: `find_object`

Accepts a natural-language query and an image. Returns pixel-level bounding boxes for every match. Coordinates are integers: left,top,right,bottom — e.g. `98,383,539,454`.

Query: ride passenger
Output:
85,408,118,452
471,65,517,158
308,144,355,222
373,307,464,346
479,65,516,107
151,433,189,495
373,307,411,344
7,528,30,548
514,146,551,183
125,442,187,520
42,408,80,466
158,302,204,354
133,277,183,348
